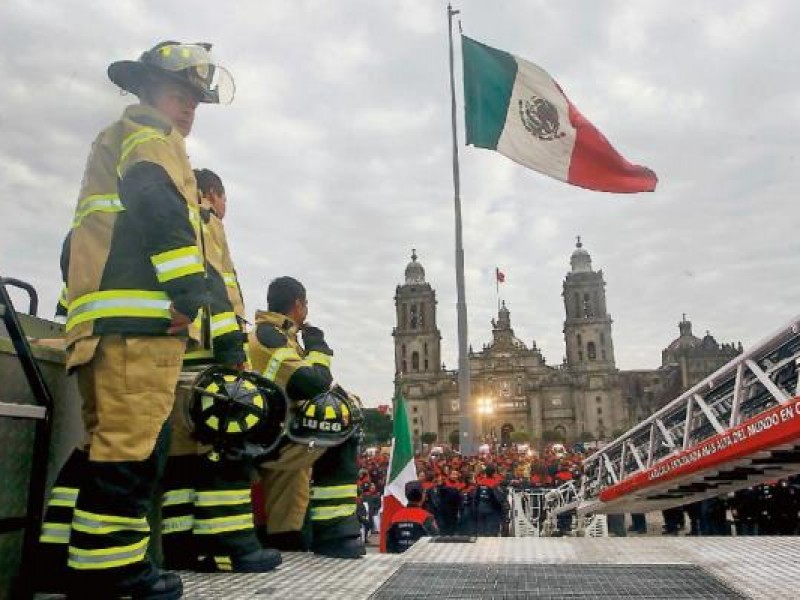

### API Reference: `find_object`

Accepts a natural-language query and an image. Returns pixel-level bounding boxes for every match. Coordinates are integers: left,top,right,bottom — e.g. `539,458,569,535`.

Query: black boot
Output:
198,548,282,573
262,530,308,552
67,570,183,600
129,572,183,600
232,548,282,572
311,536,365,559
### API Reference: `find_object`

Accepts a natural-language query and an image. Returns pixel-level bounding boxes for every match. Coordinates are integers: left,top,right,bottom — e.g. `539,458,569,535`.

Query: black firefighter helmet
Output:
189,366,288,457
287,385,364,448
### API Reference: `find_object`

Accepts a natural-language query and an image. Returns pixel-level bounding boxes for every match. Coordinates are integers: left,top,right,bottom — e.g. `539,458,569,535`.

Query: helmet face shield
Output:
185,63,235,105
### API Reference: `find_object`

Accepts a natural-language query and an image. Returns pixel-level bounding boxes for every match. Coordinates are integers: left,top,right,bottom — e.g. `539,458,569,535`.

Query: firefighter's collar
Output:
123,104,173,135
254,310,297,334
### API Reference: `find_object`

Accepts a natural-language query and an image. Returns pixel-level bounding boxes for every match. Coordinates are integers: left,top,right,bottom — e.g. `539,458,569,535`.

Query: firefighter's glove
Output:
302,325,331,354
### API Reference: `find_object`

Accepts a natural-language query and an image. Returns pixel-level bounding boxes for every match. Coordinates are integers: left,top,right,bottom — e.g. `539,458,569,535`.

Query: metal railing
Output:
581,314,800,507
0,276,54,600
508,489,545,537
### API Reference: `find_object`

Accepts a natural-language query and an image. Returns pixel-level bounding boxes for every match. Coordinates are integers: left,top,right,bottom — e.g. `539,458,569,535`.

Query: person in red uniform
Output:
386,482,438,554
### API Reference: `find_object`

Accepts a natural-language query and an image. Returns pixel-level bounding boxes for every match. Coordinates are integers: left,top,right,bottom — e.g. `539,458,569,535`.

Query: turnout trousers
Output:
258,435,361,547
37,335,185,593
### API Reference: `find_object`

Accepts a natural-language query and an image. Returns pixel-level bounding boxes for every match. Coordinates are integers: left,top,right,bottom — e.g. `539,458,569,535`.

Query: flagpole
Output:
495,267,500,313
447,3,475,457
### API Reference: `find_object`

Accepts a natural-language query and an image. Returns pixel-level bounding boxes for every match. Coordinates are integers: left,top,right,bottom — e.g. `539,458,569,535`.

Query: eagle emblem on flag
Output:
518,95,565,141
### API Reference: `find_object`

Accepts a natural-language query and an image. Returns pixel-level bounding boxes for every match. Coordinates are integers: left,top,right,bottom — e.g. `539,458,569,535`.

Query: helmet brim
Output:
286,428,359,448
107,59,219,103
108,60,148,97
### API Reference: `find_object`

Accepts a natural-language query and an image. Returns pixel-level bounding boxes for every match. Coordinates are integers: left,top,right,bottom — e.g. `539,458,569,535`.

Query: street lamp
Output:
476,396,495,442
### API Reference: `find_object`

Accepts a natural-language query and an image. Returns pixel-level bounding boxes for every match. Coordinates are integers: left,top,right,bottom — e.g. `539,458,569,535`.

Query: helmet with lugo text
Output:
286,384,363,448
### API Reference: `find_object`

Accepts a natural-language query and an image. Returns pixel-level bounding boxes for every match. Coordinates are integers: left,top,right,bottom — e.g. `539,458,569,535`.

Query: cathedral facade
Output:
392,242,740,449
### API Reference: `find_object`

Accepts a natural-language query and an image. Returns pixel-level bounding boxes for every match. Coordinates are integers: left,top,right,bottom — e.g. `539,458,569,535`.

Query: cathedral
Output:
392,241,740,449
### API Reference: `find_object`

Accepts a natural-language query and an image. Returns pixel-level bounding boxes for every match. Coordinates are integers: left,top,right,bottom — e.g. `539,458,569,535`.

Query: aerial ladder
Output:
545,314,800,523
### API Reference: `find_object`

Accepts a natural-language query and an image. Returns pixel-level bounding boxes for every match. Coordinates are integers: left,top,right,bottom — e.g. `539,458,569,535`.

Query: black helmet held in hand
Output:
189,366,288,458
286,385,363,448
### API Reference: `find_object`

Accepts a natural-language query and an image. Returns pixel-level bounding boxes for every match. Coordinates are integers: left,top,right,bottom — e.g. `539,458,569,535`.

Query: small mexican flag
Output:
462,35,657,194
379,388,416,552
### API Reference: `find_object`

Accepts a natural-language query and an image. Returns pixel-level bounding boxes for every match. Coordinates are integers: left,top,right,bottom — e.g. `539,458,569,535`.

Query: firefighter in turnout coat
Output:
249,276,365,559
159,168,281,574
36,41,236,600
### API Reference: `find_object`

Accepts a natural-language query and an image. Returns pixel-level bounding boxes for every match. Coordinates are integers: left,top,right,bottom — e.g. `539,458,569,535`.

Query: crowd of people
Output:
358,444,800,546
355,443,586,546
358,443,585,496
658,477,800,536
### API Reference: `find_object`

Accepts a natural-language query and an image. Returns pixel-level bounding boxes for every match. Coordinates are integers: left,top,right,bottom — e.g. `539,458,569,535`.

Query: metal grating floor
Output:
33,537,800,599
369,563,745,600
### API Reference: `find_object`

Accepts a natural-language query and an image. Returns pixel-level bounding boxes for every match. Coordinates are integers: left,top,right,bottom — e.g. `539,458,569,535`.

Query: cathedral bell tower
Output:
393,250,441,377
562,238,616,369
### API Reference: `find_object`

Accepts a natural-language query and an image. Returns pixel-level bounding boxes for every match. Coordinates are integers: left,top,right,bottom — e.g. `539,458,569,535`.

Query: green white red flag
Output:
379,388,416,552
462,35,657,193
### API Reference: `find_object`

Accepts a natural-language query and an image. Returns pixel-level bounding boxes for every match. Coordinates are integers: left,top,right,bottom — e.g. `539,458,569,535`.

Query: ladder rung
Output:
0,402,46,420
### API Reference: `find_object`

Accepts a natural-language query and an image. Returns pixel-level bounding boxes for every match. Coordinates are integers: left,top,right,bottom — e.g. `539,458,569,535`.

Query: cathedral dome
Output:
405,249,426,284
570,237,592,273
667,335,701,352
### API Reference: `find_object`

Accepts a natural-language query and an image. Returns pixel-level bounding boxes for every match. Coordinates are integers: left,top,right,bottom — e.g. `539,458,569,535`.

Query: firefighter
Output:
159,168,282,573
36,41,236,599
472,464,506,537
249,276,365,558
193,168,246,320
386,481,438,553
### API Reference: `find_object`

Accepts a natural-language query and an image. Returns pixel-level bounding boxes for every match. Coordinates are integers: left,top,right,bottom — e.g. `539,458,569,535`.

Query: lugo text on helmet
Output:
301,417,343,432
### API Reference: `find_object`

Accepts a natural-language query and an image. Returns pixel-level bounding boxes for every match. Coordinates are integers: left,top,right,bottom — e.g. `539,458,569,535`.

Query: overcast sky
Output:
2,0,798,406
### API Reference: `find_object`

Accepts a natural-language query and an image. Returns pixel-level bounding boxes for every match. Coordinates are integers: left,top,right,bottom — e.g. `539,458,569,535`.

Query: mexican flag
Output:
462,35,657,193
379,389,416,552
